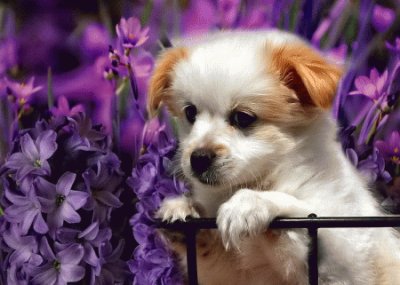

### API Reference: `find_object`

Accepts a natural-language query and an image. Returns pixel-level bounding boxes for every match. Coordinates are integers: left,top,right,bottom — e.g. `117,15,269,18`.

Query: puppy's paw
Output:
216,189,277,250
156,195,200,222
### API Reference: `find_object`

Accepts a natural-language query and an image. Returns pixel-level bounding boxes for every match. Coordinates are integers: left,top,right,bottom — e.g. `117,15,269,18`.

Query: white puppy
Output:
148,30,400,285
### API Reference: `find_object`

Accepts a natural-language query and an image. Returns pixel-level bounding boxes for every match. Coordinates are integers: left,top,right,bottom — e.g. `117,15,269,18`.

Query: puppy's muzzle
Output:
190,148,216,177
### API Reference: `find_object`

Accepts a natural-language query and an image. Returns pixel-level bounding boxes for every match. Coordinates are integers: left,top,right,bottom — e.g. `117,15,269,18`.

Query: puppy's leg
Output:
216,188,312,250
156,195,201,270
156,195,200,222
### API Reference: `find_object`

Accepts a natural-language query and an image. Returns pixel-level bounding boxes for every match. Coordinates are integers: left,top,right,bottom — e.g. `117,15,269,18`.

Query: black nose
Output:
190,148,216,175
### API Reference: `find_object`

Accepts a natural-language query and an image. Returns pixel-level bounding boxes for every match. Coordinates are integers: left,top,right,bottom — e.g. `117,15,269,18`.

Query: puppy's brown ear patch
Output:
269,44,343,109
148,47,188,116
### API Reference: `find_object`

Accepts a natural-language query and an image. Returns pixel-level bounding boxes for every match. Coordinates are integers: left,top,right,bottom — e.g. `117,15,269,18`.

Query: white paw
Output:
216,189,277,250
156,196,200,222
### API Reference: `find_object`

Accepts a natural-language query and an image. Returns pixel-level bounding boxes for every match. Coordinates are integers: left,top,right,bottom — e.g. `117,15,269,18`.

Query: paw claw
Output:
216,189,274,251
157,196,200,223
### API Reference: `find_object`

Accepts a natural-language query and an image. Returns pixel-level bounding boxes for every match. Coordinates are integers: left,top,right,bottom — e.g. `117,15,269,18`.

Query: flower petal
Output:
40,237,56,260
83,244,99,267
48,207,64,229
78,222,99,240
67,190,89,210
38,196,56,213
37,130,57,160
57,244,84,265
33,212,49,234
20,133,39,161
20,208,36,234
56,172,76,196
95,191,122,208
60,264,85,282
4,152,29,169
32,265,57,285
60,202,81,224
35,177,56,199
16,165,35,181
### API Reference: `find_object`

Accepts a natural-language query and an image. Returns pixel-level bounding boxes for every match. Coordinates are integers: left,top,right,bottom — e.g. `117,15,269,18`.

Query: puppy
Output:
148,30,400,285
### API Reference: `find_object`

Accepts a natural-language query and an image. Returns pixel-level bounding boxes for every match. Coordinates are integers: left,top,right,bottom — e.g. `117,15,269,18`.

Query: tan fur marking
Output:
147,47,188,116
236,92,320,126
269,43,343,109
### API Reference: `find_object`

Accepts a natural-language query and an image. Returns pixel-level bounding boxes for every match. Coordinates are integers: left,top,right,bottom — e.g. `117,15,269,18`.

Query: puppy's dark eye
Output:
184,104,197,124
230,111,257,129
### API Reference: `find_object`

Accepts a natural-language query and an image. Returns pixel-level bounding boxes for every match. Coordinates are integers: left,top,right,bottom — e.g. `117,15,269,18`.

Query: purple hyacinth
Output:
4,186,48,234
83,152,123,223
2,225,43,284
375,131,400,165
92,240,129,285
31,237,85,285
116,17,149,50
5,77,42,106
349,68,389,101
2,225,43,267
347,148,392,183
372,5,395,33
50,96,84,117
57,222,111,270
4,130,57,184
128,123,187,284
35,172,89,230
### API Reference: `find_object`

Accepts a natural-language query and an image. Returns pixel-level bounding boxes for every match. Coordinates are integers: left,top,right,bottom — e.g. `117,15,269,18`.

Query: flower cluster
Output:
127,117,187,284
0,111,129,284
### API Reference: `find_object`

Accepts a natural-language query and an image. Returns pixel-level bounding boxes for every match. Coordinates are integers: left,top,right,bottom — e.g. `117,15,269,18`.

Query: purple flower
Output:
36,172,89,229
50,96,84,117
83,155,123,223
57,222,111,270
348,148,392,183
2,225,43,266
32,237,85,284
5,77,42,106
372,5,395,33
386,38,400,55
4,130,57,182
375,131,400,165
116,17,149,49
91,240,129,285
349,68,388,101
4,188,48,234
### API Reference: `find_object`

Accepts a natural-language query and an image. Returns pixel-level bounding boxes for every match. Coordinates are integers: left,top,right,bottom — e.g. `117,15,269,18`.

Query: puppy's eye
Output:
230,111,257,129
184,104,197,124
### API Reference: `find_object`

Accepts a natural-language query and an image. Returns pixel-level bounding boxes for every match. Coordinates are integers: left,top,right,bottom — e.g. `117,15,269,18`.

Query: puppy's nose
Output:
190,148,216,175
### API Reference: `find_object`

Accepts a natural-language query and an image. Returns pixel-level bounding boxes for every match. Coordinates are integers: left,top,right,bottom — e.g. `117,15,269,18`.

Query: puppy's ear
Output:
270,44,343,109
148,47,188,116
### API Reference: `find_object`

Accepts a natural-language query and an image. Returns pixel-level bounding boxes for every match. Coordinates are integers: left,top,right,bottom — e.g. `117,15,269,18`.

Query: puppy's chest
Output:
175,230,307,285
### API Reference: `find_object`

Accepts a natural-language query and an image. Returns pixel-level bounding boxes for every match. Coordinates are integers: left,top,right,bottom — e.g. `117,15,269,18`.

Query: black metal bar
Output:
157,215,400,285
158,216,400,230
307,214,318,285
185,228,198,285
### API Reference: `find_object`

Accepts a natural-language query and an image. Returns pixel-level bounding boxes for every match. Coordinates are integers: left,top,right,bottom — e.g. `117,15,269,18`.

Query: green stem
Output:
47,67,54,109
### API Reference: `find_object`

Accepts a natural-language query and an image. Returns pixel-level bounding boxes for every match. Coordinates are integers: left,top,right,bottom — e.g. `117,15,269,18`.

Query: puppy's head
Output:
148,32,342,189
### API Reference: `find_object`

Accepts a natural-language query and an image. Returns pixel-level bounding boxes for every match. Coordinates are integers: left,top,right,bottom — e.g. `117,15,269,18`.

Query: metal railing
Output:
158,214,400,285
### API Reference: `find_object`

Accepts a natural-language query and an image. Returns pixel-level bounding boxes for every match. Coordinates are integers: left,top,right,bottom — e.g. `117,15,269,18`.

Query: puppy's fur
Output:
148,30,400,285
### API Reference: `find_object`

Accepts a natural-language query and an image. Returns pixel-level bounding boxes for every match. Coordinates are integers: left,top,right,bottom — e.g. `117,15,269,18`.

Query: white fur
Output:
156,30,400,285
